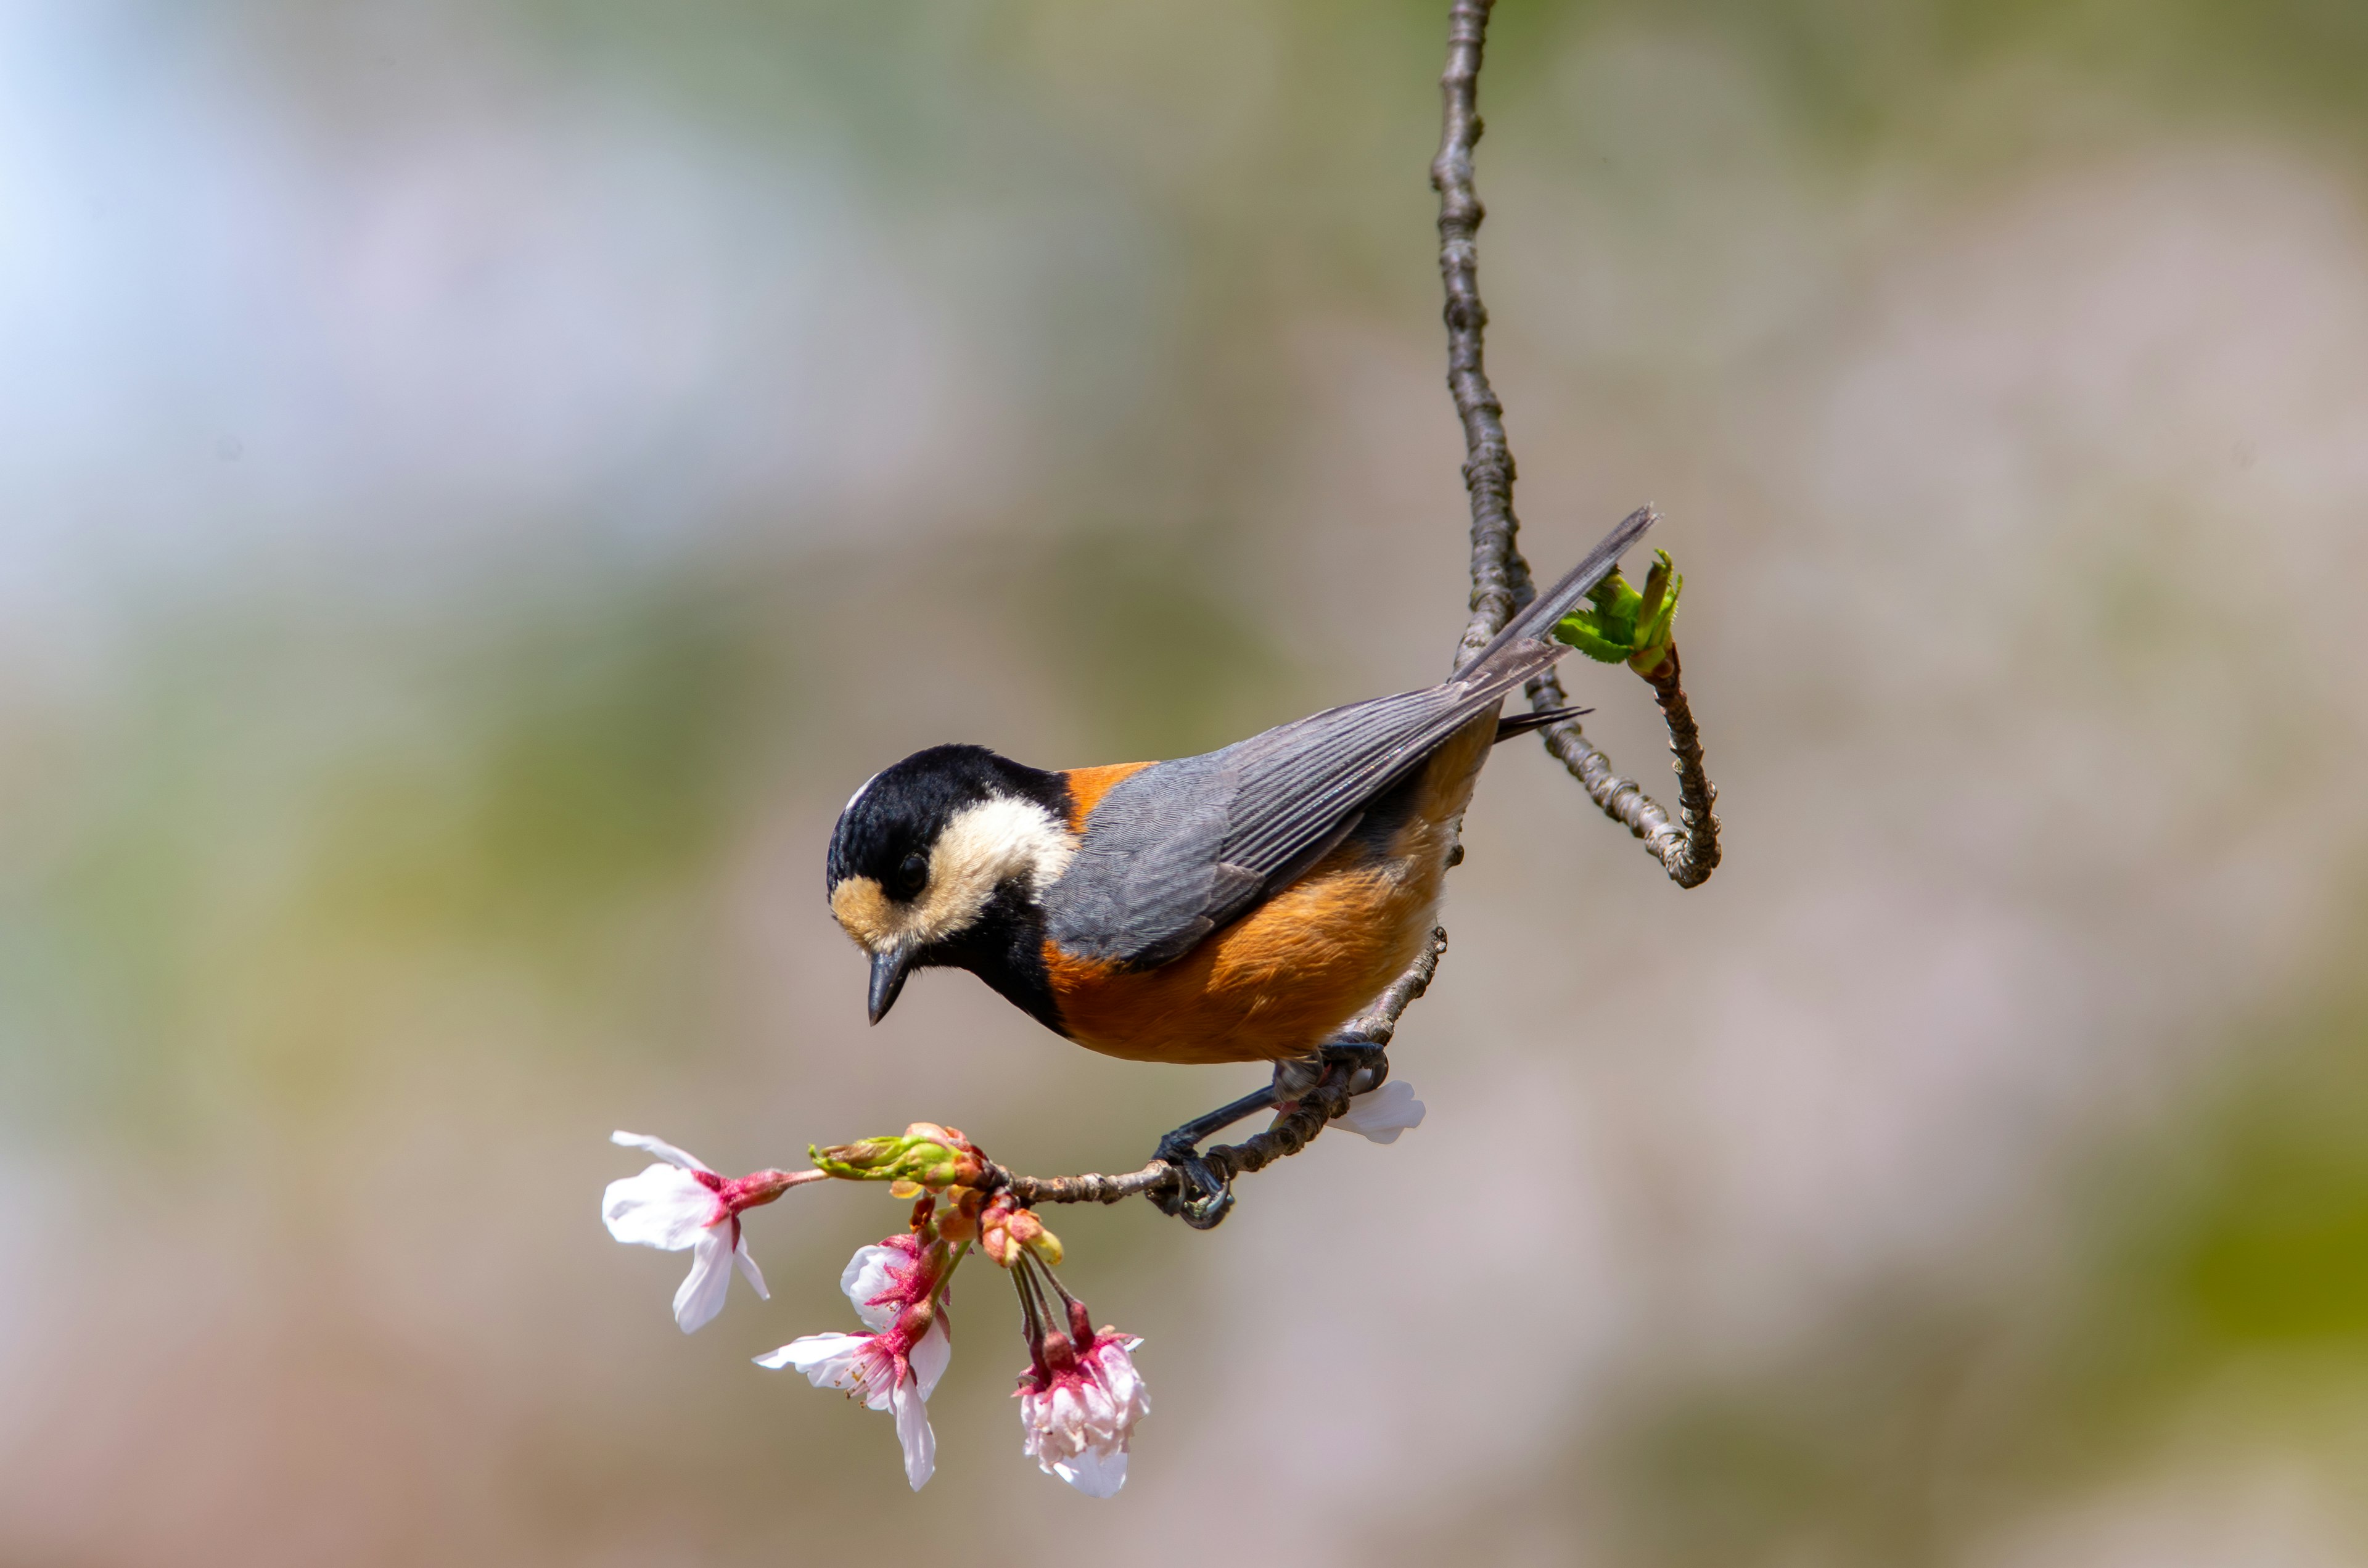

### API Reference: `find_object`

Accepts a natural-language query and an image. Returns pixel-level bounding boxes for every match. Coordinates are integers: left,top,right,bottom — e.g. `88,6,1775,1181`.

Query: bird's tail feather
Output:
1453,504,1656,683
1492,704,1592,743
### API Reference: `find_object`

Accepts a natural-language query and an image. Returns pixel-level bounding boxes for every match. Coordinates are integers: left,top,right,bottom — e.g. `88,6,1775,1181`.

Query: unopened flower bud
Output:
980,1199,1063,1268
937,1188,984,1244
811,1125,987,1190
812,1136,903,1176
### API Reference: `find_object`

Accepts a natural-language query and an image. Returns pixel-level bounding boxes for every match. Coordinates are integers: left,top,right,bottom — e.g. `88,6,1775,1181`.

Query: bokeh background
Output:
6,1,2368,1562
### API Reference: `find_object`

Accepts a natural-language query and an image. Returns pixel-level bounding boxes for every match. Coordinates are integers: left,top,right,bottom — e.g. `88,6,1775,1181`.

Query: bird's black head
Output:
825,744,1069,1024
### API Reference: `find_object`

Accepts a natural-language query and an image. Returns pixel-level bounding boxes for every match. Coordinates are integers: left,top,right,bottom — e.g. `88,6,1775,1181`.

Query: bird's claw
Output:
1145,1043,1386,1229
1146,1083,1273,1229
1273,1035,1389,1104
1319,1036,1389,1098
1153,1130,1236,1229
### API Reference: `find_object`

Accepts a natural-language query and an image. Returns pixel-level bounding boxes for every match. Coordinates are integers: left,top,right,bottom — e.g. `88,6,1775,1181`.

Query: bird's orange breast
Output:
1044,710,1497,1065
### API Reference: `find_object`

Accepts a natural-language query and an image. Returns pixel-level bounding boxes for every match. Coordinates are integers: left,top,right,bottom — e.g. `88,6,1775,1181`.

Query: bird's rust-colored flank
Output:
1059,761,1156,832
1045,710,1498,1064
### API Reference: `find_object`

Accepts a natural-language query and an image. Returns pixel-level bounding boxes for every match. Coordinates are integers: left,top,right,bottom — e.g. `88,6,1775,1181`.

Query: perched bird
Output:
824,507,1655,1083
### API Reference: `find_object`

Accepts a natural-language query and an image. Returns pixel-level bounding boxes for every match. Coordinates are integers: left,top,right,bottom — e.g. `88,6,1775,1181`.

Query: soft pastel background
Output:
6,1,2368,1563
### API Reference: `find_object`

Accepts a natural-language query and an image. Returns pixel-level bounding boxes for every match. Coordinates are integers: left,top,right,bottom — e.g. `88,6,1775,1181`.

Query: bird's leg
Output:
1149,1083,1277,1230
1151,1036,1393,1229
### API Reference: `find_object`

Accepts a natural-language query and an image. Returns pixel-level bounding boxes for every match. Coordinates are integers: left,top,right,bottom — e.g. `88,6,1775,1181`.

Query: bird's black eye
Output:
893,851,929,898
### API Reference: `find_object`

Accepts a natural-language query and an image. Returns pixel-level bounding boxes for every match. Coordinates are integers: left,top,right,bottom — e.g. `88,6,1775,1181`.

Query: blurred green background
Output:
4,1,2367,1562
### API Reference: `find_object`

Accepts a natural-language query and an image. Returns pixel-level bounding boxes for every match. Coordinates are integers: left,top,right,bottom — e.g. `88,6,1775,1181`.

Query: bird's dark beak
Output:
868,946,915,1025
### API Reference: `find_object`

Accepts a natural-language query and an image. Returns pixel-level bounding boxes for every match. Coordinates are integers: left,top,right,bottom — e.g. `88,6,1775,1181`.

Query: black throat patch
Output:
921,877,1061,1033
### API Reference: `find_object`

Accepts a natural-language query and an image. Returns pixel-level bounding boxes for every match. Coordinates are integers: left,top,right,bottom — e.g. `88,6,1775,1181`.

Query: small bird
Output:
824,507,1655,1082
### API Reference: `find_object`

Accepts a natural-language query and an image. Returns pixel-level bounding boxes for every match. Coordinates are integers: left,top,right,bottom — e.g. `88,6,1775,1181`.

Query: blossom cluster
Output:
599,1081,1424,1493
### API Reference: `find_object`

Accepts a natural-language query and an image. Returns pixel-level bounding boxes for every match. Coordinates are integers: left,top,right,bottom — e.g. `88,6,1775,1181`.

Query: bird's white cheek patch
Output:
911,798,1076,945
827,798,1075,953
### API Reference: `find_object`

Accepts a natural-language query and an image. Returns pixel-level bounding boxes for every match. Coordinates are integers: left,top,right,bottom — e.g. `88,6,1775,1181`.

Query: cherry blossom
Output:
1016,1308,1149,1498
757,1316,952,1490
756,1234,958,1490
601,1130,820,1332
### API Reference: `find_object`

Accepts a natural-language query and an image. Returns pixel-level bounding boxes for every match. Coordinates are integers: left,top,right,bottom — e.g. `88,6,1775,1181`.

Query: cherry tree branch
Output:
987,0,1721,1212
1439,0,1534,670
1433,0,1722,884
983,929,1447,1208
1537,647,1721,885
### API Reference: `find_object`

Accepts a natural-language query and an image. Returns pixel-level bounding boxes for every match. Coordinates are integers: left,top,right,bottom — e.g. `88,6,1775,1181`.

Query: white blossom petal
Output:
1091,1339,1149,1417
672,1230,736,1333
608,1130,715,1173
1019,1390,1045,1457
733,1230,769,1300
1333,1080,1426,1144
892,1374,936,1490
1048,1383,1090,1452
755,1332,869,1382
839,1244,910,1331
756,1332,898,1410
602,1164,718,1250
1052,1446,1128,1498
908,1315,953,1401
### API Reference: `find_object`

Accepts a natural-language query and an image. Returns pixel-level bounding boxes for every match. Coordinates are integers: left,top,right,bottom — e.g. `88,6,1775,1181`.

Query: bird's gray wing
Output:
1043,640,1562,969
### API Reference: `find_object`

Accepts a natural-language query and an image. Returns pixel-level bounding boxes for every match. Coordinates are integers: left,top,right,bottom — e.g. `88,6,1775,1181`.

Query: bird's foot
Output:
1149,1085,1275,1230
1322,1035,1390,1096
1149,1041,1390,1229
1272,1035,1389,1106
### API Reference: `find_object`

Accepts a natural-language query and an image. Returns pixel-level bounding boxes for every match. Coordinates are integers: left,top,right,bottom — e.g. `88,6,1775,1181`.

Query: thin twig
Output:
1430,0,1719,885
987,1157,1172,1208
984,0,1719,1212
1437,0,1534,667
1536,649,1722,885
1339,924,1448,1048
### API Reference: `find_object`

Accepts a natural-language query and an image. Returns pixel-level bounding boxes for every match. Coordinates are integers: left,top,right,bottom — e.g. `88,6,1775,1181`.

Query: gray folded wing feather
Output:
1042,640,1563,969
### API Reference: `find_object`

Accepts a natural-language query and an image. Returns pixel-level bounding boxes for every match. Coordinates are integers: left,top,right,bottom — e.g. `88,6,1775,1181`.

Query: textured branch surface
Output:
987,0,1720,1213
1437,0,1534,667
985,1069,1355,1210
1431,0,1719,886
1534,649,1722,885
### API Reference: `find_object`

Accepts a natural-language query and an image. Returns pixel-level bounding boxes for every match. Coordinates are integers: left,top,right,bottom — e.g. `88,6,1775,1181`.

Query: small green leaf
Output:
1552,550,1683,671
1555,610,1634,663
1628,551,1682,673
